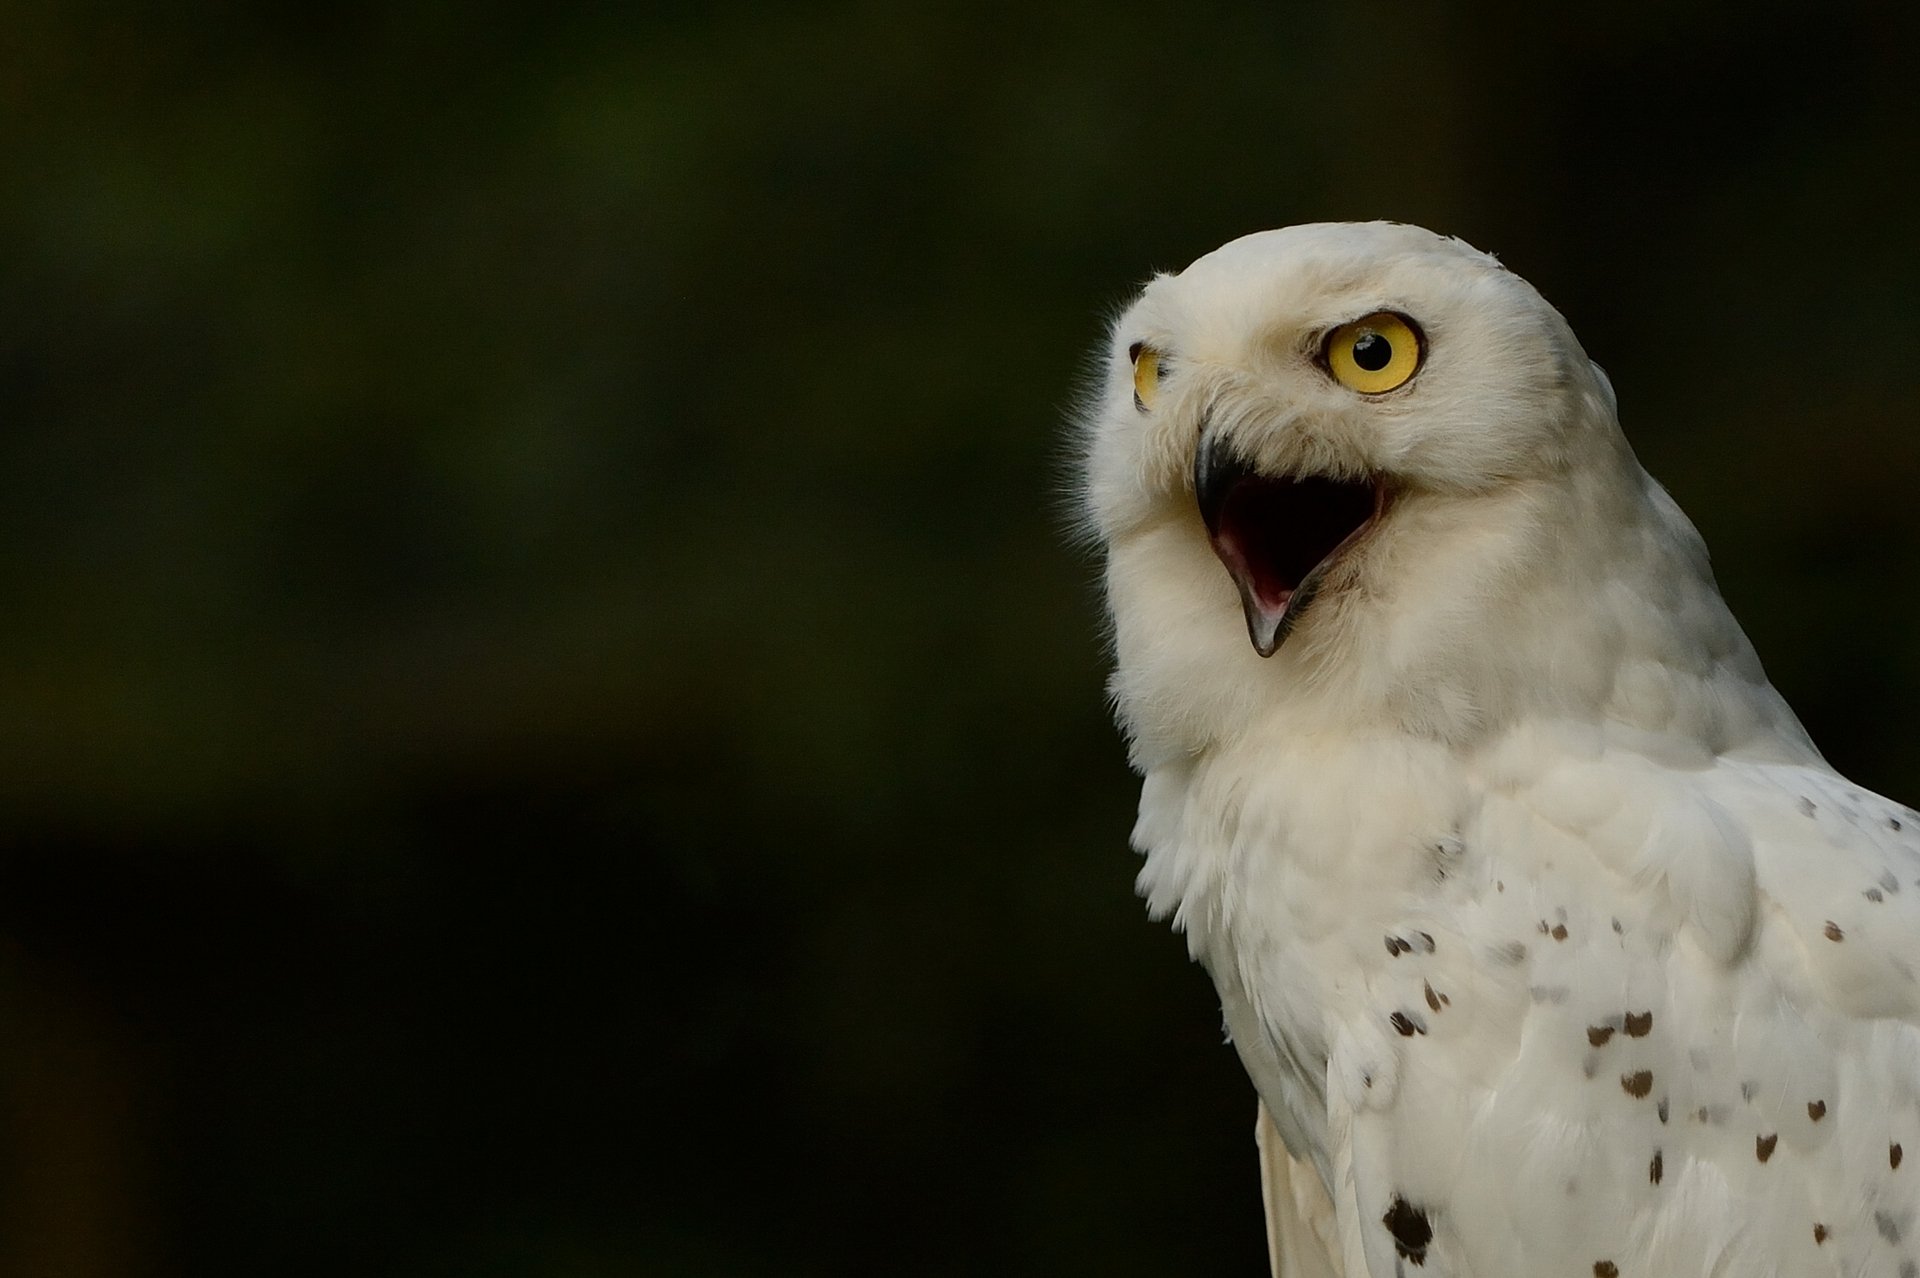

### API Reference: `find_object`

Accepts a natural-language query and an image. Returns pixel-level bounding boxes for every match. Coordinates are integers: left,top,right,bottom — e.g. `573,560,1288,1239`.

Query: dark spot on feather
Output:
1825,921,1845,942
1416,931,1435,952
1386,935,1407,957
1362,1072,1372,1089
1492,941,1527,965
1382,1196,1432,1264
1883,870,1902,893
1624,1011,1653,1037
1439,991,1450,1006
1588,1025,1615,1047
1741,1081,1755,1102
1657,1097,1669,1123
1893,817,1904,831
1390,1011,1426,1037
1877,1210,1902,1244
1539,920,1551,934
1868,888,1886,902
1649,1150,1663,1184
1594,1263,1618,1278
1424,981,1441,1012
1583,1052,1599,1078
1895,1142,1905,1170
1622,1071,1654,1098
1551,923,1569,941
1496,879,1504,892
1800,797,1818,817
1757,1133,1778,1162
1809,1099,1827,1122
1611,917,1623,934
1814,1223,1828,1244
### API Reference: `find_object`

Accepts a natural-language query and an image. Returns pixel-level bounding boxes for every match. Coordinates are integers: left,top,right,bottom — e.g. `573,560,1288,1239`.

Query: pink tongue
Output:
1212,526,1293,656
1216,522,1295,604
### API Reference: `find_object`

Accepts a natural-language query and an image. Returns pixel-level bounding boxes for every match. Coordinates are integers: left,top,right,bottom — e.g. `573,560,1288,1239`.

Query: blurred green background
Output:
5,1,1920,1273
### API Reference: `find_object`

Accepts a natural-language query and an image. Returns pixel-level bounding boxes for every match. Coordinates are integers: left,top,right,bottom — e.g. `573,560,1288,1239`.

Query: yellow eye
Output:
1129,341,1162,410
1325,313,1422,394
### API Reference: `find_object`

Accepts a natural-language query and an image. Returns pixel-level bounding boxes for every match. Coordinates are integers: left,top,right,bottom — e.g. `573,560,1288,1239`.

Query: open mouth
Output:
1193,439,1382,656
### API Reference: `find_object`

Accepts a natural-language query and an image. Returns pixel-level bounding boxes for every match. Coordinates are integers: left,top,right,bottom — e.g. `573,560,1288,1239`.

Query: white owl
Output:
1078,222,1920,1277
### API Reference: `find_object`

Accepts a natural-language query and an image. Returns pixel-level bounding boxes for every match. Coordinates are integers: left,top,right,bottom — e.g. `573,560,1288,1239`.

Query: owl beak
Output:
1193,436,1381,657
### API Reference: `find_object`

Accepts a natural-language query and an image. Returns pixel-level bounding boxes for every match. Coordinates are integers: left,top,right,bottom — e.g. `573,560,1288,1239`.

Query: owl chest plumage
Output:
1139,731,1920,1277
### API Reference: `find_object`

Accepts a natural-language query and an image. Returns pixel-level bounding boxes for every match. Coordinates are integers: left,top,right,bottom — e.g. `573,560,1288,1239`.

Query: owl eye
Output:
1324,313,1423,394
1130,342,1164,411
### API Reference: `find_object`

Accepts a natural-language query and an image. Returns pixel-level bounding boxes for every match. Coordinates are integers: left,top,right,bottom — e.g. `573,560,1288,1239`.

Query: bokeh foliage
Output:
4,1,1920,1273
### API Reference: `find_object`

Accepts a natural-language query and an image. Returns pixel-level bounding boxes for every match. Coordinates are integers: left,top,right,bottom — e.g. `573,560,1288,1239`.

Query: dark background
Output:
6,2,1920,1273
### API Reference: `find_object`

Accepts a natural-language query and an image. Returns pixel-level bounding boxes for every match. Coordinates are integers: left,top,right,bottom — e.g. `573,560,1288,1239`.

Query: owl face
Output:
1081,222,1610,659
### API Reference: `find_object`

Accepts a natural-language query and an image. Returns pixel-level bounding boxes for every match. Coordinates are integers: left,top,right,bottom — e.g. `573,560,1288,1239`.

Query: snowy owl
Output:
1078,222,1920,1277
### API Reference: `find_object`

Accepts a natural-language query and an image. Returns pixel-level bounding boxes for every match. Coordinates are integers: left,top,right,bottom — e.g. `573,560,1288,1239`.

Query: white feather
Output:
1082,223,1920,1276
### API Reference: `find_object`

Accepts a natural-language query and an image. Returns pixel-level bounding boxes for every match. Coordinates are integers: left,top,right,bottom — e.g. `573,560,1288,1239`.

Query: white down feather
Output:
1081,222,1920,1277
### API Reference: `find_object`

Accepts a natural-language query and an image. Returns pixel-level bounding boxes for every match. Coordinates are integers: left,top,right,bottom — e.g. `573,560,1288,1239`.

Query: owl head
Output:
1075,223,1702,757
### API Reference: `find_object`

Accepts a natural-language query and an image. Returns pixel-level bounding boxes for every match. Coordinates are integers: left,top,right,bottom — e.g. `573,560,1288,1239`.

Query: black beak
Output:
1192,434,1381,658
1193,433,1254,540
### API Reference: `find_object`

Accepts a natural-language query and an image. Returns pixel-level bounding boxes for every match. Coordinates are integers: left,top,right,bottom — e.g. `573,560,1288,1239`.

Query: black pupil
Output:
1352,332,1392,372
